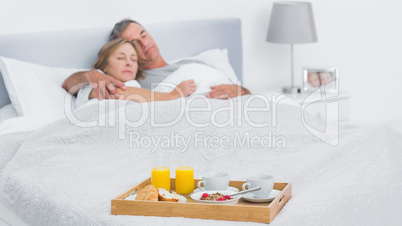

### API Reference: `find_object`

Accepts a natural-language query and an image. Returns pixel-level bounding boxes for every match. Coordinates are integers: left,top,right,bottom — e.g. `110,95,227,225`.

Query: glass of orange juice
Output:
151,149,171,190
151,167,170,191
175,166,194,195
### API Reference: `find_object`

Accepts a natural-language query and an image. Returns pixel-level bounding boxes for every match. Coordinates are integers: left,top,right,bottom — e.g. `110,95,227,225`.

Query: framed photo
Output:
302,67,339,92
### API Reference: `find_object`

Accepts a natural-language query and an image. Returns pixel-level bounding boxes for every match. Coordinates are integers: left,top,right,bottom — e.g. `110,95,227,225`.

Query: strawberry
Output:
223,195,231,200
217,197,225,201
201,193,209,199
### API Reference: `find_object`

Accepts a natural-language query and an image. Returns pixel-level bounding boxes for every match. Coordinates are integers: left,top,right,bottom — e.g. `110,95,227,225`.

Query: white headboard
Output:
0,18,243,108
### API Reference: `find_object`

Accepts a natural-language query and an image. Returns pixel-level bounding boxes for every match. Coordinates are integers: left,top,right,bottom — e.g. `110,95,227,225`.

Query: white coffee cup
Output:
242,175,274,198
197,172,230,191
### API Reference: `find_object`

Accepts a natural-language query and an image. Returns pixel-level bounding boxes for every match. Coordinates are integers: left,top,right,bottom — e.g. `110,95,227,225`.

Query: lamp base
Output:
282,86,301,94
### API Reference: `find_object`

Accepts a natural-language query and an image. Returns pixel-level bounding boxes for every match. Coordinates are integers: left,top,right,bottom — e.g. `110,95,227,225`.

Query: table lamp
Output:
266,1,318,93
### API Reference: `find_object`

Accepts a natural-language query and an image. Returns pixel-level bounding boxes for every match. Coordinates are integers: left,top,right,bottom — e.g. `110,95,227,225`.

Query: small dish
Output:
190,190,241,205
192,186,239,193
241,189,281,203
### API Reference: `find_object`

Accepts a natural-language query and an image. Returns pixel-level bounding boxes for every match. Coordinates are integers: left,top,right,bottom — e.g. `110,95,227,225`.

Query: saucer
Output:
241,189,281,203
193,186,239,193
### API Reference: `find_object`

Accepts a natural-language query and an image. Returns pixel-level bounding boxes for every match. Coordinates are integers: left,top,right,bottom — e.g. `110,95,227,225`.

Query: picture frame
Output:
302,67,339,92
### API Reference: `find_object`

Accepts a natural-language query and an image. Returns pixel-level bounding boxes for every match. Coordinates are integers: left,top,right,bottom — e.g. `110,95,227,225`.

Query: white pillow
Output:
0,104,18,124
170,48,239,84
153,63,232,94
0,56,86,120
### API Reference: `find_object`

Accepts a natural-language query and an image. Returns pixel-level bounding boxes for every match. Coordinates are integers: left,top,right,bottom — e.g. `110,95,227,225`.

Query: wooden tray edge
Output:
111,178,292,223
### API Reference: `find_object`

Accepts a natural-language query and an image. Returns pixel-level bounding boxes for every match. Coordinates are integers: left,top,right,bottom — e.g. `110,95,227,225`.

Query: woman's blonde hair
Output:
93,38,145,81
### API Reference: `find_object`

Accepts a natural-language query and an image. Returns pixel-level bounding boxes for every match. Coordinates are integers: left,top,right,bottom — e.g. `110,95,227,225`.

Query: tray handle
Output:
129,189,138,197
278,194,285,203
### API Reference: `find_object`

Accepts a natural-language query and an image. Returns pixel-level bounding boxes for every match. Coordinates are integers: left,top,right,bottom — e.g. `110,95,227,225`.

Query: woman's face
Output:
103,43,138,83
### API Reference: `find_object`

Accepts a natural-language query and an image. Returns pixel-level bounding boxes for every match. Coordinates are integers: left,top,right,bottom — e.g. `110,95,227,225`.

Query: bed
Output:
0,18,401,226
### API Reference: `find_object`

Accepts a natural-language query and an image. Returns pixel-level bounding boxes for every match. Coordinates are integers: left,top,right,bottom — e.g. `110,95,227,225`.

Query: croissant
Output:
135,185,158,201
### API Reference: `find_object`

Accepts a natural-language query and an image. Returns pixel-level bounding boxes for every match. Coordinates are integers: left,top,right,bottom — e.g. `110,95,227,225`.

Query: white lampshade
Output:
267,2,318,44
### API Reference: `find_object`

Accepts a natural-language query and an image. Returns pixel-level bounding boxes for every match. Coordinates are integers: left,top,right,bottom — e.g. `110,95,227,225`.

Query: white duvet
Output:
153,63,233,94
0,96,401,226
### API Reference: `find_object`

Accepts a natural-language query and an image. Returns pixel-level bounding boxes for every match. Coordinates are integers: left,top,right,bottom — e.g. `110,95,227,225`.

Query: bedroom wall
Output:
1,0,401,126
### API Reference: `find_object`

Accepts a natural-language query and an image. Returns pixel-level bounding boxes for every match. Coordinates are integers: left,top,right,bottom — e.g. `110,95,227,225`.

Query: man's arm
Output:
206,84,251,99
62,71,88,95
62,70,126,100
88,80,196,103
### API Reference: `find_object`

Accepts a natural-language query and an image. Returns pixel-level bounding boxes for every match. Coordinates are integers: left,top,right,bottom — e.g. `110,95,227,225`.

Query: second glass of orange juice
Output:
175,166,194,195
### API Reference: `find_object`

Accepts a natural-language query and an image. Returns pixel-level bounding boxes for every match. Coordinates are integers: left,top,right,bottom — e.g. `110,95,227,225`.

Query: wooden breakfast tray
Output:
111,177,292,223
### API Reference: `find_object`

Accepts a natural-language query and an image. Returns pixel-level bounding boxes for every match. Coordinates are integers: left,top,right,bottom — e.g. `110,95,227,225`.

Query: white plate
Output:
125,194,187,203
190,190,241,205
241,189,281,203
192,186,239,193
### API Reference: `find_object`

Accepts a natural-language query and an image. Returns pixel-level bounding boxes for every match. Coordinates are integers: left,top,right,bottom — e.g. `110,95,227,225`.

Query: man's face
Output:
319,72,333,85
119,23,160,69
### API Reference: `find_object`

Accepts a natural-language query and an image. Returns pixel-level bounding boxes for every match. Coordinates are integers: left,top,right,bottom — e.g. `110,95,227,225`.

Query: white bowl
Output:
190,190,240,205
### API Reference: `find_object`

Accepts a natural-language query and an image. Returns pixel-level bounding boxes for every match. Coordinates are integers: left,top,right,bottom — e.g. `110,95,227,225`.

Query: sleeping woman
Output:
76,38,196,106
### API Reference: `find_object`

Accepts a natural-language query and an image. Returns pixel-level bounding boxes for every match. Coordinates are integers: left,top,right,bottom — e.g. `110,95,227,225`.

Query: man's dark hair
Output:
109,19,142,41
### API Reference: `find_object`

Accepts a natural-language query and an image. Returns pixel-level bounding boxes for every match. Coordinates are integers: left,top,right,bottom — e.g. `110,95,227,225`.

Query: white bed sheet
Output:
0,201,28,226
0,115,54,137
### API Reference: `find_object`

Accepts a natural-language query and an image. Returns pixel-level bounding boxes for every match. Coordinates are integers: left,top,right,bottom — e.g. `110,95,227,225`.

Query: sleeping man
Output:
62,19,251,100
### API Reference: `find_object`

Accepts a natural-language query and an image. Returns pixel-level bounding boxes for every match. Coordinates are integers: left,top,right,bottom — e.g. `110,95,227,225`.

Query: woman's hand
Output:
170,80,197,98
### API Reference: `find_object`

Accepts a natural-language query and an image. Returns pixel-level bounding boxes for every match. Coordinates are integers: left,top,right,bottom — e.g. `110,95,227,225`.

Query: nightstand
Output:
284,90,349,122
259,89,349,122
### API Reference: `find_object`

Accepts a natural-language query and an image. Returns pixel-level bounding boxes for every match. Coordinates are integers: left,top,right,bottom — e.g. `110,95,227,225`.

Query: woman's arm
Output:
89,80,196,103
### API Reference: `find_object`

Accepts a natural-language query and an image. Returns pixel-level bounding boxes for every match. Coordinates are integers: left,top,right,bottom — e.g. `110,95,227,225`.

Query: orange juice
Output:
151,167,170,191
175,166,194,195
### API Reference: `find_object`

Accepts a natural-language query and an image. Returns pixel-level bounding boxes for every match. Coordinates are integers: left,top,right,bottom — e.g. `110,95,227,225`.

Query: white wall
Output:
1,0,401,126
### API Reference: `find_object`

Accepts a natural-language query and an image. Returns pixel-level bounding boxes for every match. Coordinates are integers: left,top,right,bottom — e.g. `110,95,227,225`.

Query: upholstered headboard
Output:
0,18,243,109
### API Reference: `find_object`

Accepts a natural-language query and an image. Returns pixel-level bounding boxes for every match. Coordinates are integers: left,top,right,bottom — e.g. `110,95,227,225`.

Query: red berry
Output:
217,197,225,201
223,195,231,200
202,193,209,198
